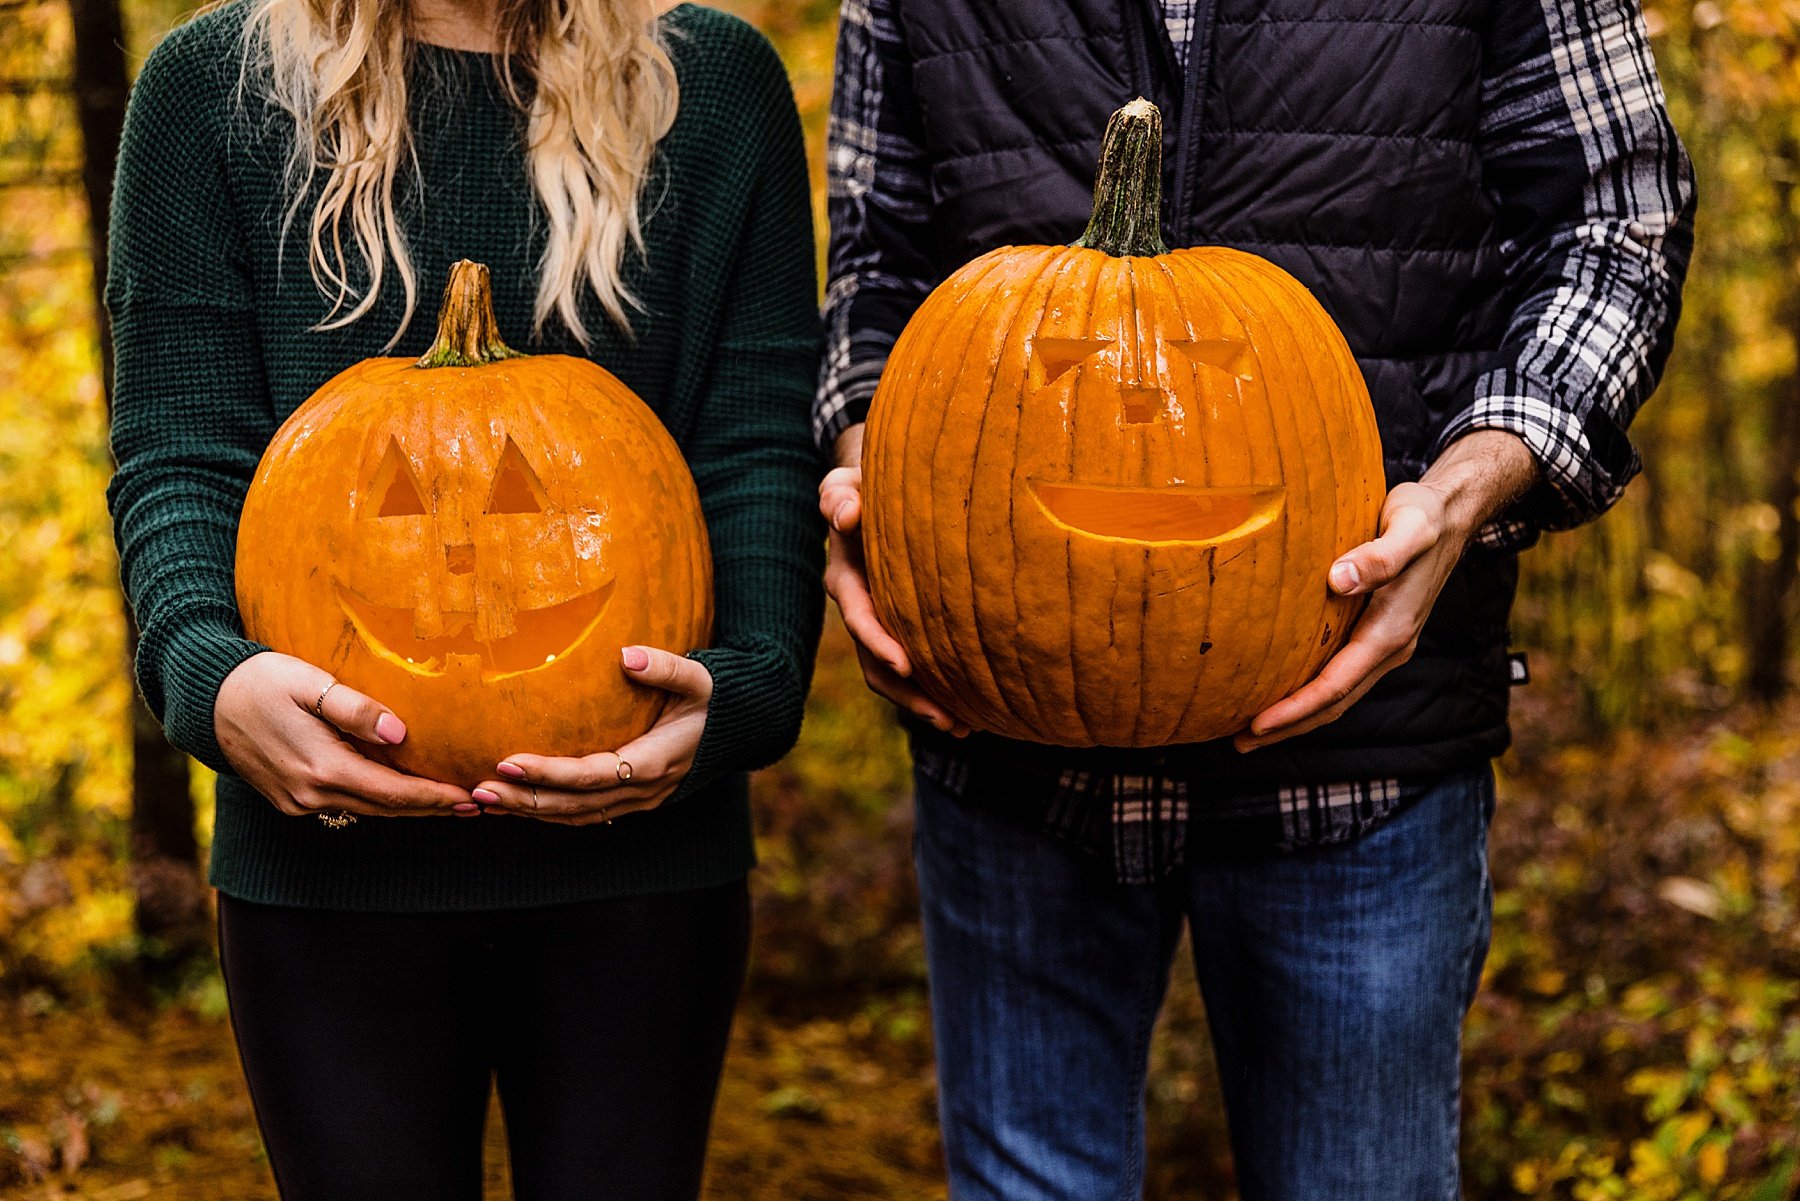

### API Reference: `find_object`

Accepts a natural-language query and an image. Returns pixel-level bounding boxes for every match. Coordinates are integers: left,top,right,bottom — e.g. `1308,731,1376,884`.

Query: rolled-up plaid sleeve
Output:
1442,0,1696,549
814,0,937,450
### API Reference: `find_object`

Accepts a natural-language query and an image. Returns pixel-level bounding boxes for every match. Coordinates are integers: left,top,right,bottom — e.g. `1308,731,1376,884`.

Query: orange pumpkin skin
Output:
236,263,712,787
861,101,1384,748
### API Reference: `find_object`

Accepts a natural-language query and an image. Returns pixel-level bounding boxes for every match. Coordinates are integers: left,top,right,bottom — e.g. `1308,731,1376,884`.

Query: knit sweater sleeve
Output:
105,17,273,775
677,29,827,798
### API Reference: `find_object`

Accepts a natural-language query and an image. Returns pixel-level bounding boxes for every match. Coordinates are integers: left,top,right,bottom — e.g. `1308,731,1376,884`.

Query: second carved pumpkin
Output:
236,261,713,787
861,99,1385,747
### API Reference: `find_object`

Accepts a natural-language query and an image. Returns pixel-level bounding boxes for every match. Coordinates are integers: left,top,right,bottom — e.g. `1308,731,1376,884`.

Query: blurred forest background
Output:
1,0,1799,1197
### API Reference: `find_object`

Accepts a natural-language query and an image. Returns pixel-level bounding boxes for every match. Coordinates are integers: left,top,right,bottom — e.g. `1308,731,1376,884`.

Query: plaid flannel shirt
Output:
819,0,1694,882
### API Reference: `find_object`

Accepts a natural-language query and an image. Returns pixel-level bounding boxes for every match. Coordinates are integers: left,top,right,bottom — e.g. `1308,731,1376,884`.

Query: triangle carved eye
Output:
486,437,548,515
1033,336,1113,387
367,437,429,518
1169,338,1255,380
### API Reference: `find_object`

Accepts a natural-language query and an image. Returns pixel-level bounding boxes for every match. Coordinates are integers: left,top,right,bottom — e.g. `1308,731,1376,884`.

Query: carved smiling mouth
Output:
333,580,616,679
1030,481,1285,545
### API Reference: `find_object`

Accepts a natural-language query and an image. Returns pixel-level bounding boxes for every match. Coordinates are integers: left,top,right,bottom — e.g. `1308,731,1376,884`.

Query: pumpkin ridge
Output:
1137,254,1204,744
870,268,944,692
1149,252,1224,744
932,249,1061,730
875,250,1016,720
1264,258,1369,700
1273,266,1365,688
967,245,1071,742
1212,256,1310,723
1058,251,1118,745
1164,254,1263,726
1130,255,1216,741
1028,250,1108,742
1241,255,1354,717
913,256,1023,720
1119,256,1149,746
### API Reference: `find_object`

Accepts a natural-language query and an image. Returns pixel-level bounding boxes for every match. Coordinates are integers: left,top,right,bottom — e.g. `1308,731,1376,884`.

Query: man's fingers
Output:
858,647,969,736
1329,502,1439,595
1241,631,1404,740
308,677,407,747
620,645,713,700
820,488,862,533
819,466,863,532
830,569,912,675
1234,647,1409,751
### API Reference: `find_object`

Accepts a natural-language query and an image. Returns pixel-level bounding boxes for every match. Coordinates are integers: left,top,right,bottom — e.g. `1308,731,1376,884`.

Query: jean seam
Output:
1446,771,1496,1201
1120,900,1178,1201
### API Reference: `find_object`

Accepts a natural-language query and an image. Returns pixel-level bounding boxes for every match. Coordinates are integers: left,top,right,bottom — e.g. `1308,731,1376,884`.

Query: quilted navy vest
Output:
897,0,1520,786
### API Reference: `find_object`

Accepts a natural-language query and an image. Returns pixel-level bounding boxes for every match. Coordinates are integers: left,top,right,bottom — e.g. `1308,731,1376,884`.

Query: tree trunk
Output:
1746,153,1800,704
67,0,212,969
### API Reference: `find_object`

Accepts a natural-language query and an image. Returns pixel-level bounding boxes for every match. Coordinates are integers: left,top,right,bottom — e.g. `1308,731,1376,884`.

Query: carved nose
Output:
446,543,476,575
1120,385,1163,425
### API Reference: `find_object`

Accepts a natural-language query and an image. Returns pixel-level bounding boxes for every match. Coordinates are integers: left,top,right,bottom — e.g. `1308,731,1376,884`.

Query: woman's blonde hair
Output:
235,0,678,346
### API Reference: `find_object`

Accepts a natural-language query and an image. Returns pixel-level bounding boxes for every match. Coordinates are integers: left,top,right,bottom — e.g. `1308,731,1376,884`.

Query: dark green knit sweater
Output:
105,3,825,911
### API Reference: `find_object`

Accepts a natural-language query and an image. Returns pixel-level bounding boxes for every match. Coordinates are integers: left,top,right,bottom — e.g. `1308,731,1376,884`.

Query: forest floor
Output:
0,991,954,1201
4,641,1800,1199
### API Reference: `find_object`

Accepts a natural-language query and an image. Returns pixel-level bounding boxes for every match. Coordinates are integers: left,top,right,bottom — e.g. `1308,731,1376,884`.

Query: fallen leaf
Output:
1657,876,1725,920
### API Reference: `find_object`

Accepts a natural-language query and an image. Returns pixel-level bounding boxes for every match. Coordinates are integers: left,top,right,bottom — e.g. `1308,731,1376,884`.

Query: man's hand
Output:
821,423,969,736
1235,430,1539,752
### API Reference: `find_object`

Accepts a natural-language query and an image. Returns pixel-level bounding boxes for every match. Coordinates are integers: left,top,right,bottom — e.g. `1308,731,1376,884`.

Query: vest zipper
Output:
1121,0,1158,100
1168,0,1221,243
1123,0,1183,244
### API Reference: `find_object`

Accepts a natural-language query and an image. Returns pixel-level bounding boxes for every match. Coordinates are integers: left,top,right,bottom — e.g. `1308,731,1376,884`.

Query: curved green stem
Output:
1071,97,1170,258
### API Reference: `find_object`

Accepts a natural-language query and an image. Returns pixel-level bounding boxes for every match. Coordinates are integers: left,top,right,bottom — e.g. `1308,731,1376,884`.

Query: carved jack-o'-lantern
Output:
861,100,1385,747
237,261,712,786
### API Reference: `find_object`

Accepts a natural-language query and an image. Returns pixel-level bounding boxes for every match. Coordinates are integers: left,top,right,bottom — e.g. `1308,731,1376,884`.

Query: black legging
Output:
217,880,751,1201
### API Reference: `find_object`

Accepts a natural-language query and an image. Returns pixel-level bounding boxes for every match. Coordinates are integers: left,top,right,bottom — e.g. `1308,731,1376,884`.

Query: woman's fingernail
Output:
374,713,406,744
455,802,481,815
1329,561,1360,593
497,762,525,779
621,646,650,671
834,503,852,528
471,789,500,803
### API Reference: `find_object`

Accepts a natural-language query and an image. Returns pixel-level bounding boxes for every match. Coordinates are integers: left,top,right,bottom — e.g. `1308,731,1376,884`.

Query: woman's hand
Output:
1235,430,1539,751
470,646,714,825
821,424,969,736
215,652,476,817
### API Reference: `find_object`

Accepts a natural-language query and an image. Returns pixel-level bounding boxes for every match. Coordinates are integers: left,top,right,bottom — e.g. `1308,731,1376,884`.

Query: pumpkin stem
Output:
1072,98,1170,258
416,260,526,369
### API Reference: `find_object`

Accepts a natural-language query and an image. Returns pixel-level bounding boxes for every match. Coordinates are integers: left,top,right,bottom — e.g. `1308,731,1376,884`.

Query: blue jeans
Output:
913,767,1496,1201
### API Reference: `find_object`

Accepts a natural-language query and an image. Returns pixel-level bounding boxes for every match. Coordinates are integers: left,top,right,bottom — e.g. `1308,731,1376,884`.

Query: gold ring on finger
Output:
616,758,633,783
313,680,338,719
